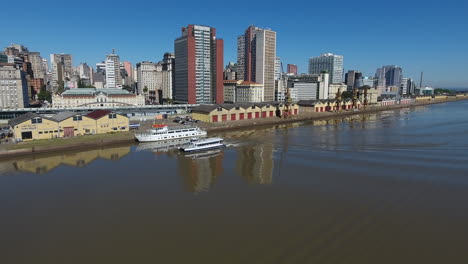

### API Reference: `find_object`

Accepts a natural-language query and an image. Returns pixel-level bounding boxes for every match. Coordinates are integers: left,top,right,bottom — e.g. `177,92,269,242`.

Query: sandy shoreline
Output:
1,97,466,158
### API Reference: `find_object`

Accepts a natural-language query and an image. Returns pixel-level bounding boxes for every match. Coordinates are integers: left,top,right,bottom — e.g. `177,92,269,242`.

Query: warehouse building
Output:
192,102,299,123
9,110,129,141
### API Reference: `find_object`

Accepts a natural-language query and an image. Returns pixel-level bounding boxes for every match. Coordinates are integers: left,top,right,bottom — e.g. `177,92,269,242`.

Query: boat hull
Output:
135,131,207,142
180,143,225,152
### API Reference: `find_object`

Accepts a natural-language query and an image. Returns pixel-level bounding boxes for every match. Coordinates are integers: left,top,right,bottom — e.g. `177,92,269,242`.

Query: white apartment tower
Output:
237,25,277,102
105,50,122,89
308,53,343,84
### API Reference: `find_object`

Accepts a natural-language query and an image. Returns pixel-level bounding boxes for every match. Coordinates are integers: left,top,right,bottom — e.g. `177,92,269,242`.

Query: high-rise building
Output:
344,70,362,91
0,63,29,108
308,53,343,84
105,50,122,89
136,61,163,104
50,53,72,91
400,78,416,95
161,53,175,102
123,61,134,87
237,25,277,102
275,57,281,80
174,24,224,104
78,63,93,84
375,65,403,91
287,64,298,75
224,62,237,80
27,52,45,80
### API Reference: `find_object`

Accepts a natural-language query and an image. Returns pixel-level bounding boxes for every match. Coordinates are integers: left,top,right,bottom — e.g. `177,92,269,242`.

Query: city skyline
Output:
0,0,467,88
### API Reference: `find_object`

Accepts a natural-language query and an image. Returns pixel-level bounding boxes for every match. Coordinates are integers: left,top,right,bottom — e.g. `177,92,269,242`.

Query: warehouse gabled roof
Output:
192,105,224,114
297,100,322,106
8,112,55,127
49,111,79,122
86,109,111,119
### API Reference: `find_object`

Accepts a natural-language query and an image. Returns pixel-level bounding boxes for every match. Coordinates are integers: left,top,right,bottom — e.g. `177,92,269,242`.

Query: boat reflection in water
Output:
174,148,224,193
0,146,131,175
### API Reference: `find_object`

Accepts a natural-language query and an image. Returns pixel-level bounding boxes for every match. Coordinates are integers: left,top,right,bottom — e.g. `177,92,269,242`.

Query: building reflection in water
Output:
236,143,274,185
174,149,224,193
5,146,131,175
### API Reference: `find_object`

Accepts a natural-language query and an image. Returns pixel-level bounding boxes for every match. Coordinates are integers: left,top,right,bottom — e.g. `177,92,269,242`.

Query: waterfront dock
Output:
1,96,467,158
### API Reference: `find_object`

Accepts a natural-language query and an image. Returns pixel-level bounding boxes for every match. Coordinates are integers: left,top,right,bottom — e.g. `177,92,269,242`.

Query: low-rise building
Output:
52,88,145,108
298,99,361,113
328,83,347,99
8,110,129,141
358,87,381,105
287,73,329,101
192,102,299,123
223,80,264,103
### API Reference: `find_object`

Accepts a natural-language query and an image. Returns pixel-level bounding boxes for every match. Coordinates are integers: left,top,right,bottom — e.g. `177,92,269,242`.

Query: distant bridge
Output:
0,104,200,122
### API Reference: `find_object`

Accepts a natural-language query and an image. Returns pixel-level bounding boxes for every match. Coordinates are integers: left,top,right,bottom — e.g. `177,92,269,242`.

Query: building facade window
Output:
32,118,42,124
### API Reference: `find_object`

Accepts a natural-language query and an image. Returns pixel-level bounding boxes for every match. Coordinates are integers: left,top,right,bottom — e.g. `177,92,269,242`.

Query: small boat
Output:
179,137,225,152
135,124,207,142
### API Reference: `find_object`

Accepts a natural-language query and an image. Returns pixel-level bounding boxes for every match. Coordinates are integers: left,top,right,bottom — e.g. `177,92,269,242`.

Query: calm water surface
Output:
1,101,468,263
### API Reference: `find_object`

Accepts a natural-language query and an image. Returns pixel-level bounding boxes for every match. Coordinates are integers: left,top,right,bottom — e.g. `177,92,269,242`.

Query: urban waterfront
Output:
1,100,468,263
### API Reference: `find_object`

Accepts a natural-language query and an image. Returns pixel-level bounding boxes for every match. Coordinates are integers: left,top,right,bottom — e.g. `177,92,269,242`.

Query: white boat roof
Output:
194,137,223,143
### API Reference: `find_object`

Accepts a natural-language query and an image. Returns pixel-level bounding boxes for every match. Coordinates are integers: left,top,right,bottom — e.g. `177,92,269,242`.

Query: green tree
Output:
123,85,133,92
37,85,52,102
341,91,353,99
143,86,148,93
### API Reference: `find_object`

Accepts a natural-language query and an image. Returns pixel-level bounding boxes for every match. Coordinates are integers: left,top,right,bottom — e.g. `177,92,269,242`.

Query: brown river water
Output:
1,101,468,263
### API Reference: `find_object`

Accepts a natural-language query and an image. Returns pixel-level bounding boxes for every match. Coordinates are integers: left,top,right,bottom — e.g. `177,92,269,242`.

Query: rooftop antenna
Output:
112,48,116,55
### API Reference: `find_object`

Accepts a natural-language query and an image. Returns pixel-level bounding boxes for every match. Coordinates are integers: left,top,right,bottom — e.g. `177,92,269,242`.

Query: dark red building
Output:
174,25,224,104
287,64,298,75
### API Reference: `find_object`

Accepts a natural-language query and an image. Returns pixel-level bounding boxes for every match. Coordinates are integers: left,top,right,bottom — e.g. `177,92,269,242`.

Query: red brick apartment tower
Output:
287,64,298,75
174,25,224,104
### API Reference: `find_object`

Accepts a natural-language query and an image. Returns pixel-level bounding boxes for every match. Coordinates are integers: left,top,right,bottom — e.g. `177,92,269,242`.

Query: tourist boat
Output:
134,124,207,142
135,137,193,152
179,137,225,152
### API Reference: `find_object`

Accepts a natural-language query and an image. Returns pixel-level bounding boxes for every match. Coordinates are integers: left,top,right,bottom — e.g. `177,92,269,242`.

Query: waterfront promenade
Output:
1,96,467,158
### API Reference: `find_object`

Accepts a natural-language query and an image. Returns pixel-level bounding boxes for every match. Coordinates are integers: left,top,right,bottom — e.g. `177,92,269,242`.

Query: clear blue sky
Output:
1,0,467,88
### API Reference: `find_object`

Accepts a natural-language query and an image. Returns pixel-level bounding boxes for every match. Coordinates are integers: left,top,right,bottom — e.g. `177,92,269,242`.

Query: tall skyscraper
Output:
123,61,134,87
50,53,72,91
287,64,298,75
275,57,281,80
174,24,224,104
308,53,343,84
375,65,403,91
105,50,122,89
344,70,362,91
237,25,277,102
27,52,45,79
0,63,29,108
161,53,175,101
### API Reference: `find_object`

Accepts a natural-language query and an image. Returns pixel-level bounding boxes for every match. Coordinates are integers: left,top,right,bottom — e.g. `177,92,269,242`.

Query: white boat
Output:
136,137,193,152
179,137,225,152
135,125,207,142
